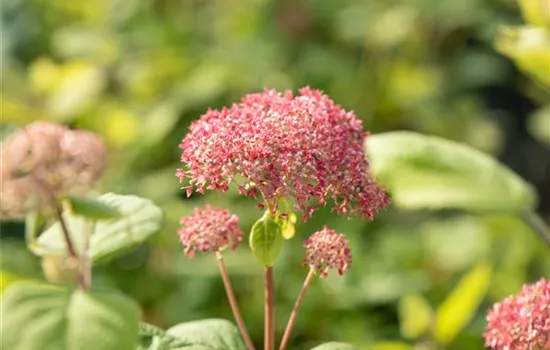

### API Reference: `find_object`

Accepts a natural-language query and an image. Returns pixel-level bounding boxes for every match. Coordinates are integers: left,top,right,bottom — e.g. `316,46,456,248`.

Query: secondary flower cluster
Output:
303,226,352,277
177,87,389,221
484,278,550,350
1,121,107,219
178,207,352,277
178,205,243,258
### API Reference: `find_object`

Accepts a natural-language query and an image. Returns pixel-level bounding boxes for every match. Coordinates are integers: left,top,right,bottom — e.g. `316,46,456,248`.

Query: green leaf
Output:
249,213,284,266
1,282,140,350
370,342,414,350
138,323,198,350
310,342,361,350
434,262,492,345
398,294,433,340
166,319,246,350
33,193,163,265
67,196,121,220
366,131,536,213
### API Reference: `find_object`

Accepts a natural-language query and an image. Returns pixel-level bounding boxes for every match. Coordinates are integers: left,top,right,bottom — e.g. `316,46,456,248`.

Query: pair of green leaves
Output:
248,210,297,266
138,321,360,350
29,193,163,266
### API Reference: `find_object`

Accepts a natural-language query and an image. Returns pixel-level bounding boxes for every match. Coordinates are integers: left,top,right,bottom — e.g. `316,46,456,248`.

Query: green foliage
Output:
67,196,122,220
33,193,163,265
398,294,433,340
249,213,284,266
1,282,140,350
434,262,492,345
310,342,361,350
366,131,537,213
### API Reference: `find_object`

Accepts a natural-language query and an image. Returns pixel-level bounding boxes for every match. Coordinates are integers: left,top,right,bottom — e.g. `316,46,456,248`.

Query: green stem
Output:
265,267,275,350
278,268,315,350
521,210,550,247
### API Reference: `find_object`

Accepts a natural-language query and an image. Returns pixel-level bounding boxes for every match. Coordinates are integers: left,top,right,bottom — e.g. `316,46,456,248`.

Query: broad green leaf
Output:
166,319,246,350
370,342,413,350
249,213,283,266
0,270,23,294
33,193,163,265
137,323,201,350
67,196,121,220
310,342,361,350
398,294,433,339
366,131,536,213
1,282,140,350
434,262,492,344
25,210,46,251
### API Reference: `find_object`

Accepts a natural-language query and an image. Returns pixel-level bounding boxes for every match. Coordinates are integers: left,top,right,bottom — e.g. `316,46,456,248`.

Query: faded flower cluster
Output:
178,205,243,258
177,87,389,221
1,121,106,219
484,278,550,350
303,226,352,277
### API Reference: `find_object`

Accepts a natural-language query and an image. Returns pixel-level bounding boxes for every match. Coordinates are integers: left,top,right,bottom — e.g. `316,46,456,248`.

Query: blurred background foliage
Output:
1,0,550,349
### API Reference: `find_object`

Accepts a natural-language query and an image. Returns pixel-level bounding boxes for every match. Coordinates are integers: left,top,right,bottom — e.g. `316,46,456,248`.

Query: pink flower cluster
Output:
303,226,351,277
178,205,243,258
484,278,550,350
1,122,107,219
177,87,389,221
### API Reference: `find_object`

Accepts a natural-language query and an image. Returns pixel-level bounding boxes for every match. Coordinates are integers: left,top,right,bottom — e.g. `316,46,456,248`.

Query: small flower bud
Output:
303,226,352,277
178,205,243,258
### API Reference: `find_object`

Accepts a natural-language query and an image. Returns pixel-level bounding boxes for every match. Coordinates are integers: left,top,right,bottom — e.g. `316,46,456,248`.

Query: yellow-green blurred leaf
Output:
434,262,492,344
528,106,550,145
495,26,550,86
370,341,413,350
519,0,550,28
398,294,433,339
0,271,22,294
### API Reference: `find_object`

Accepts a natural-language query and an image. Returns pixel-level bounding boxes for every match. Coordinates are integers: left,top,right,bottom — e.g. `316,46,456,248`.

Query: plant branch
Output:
265,266,275,350
278,268,314,350
216,251,255,350
521,210,550,247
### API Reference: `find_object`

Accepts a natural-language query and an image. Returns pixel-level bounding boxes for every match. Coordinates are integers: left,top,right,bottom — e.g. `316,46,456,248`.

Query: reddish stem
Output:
278,268,314,350
216,252,256,350
265,267,275,350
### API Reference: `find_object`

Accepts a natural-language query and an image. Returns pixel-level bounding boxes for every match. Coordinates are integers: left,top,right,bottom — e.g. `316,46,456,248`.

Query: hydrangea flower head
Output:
1,122,107,219
484,277,550,350
303,226,351,277
177,87,389,221
178,205,243,258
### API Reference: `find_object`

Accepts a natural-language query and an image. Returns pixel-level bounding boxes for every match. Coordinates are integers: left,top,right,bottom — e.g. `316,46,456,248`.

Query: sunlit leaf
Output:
310,342,361,350
370,342,413,350
33,193,163,265
366,131,537,213
434,262,492,344
166,319,246,350
1,282,140,350
67,196,121,220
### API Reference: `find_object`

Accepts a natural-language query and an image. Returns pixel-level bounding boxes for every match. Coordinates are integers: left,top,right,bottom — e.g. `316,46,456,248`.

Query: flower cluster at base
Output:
178,205,243,258
303,226,351,277
177,87,389,222
1,121,107,219
484,277,550,350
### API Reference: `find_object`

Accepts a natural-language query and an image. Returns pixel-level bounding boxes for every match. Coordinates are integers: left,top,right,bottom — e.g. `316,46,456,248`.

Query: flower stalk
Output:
265,266,275,350
216,251,255,350
279,268,315,350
